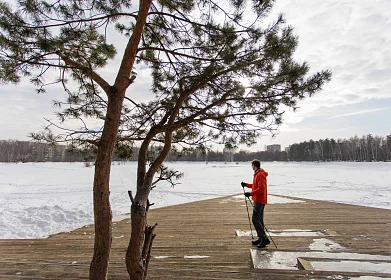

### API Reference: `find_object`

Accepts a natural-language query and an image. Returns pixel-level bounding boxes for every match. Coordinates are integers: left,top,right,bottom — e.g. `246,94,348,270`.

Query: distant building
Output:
267,144,281,153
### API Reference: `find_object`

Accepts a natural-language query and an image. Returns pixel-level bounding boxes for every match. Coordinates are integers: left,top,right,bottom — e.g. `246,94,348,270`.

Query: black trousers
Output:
252,202,267,239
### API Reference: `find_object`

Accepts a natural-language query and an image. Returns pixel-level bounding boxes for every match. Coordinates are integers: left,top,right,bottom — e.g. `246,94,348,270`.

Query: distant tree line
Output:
1,133,390,163
170,148,288,162
286,134,391,162
169,134,391,162
1,140,286,163
0,140,132,163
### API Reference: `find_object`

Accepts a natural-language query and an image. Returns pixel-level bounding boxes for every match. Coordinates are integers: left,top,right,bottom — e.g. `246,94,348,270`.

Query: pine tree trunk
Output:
89,91,124,280
89,157,113,280
125,126,170,279
125,201,156,280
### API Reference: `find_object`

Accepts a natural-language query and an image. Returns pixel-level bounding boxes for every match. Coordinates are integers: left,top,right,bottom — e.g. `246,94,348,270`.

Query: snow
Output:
311,260,391,274
0,161,390,239
251,249,391,270
152,255,209,259
309,238,345,251
348,277,391,280
236,229,335,237
250,236,391,274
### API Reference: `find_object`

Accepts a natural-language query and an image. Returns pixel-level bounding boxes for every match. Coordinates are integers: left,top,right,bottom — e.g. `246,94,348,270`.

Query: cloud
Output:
259,98,391,149
328,108,389,119
249,0,391,150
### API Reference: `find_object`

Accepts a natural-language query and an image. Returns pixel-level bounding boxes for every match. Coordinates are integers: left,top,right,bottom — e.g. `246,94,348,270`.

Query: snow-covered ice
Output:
0,161,390,239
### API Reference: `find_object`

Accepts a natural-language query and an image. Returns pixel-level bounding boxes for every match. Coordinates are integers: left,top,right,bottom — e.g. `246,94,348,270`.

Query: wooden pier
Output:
1,194,390,279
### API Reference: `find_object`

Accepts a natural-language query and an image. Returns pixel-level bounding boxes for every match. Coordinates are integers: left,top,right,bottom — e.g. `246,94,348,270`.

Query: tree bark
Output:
89,90,125,280
125,127,173,279
125,199,157,280
125,164,155,280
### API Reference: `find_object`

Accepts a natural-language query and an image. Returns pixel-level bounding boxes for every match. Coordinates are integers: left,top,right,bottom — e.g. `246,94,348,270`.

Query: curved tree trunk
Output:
126,126,174,279
125,151,156,279
126,192,156,280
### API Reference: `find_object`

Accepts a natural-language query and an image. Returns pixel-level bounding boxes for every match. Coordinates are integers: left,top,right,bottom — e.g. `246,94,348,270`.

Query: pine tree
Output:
0,0,331,279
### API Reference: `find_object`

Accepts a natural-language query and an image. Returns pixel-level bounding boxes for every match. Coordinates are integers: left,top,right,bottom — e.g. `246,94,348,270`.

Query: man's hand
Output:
241,182,246,187
244,192,251,198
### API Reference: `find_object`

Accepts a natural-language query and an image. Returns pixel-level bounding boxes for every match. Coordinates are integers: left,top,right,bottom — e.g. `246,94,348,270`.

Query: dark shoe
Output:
251,238,262,246
257,238,270,248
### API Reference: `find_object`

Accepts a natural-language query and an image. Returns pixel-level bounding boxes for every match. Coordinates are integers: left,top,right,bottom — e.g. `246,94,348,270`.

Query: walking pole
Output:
245,195,278,249
242,186,254,239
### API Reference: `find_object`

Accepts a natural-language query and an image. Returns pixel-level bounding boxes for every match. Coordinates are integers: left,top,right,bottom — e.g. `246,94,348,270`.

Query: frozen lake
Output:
0,161,390,239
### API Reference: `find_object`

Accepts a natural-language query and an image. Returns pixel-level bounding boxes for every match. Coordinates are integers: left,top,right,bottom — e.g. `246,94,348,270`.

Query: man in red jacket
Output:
241,159,270,248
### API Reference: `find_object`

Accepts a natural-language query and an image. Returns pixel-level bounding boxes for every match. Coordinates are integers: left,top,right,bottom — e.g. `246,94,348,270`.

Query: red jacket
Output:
246,168,268,204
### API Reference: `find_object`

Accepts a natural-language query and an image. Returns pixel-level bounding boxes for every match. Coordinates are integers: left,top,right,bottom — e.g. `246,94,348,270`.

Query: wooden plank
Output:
0,194,390,279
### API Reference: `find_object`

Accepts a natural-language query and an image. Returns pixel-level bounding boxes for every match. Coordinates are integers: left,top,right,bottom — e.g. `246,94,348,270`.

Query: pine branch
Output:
56,51,111,94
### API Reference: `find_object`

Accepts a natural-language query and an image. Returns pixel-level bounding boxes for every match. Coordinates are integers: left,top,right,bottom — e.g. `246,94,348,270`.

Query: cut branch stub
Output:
146,199,154,212
143,223,158,279
128,190,134,204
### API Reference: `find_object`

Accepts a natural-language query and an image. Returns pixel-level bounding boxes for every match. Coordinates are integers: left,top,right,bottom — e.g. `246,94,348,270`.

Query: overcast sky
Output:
1,0,390,150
